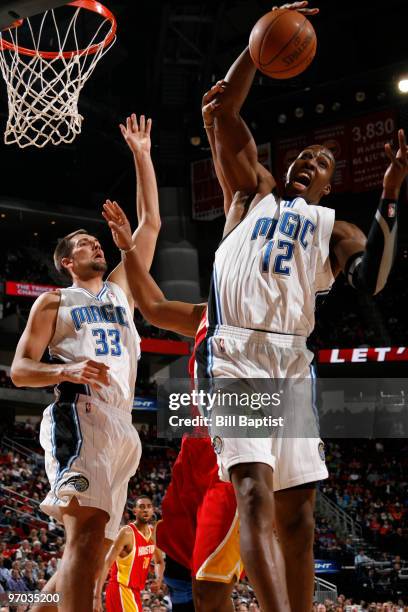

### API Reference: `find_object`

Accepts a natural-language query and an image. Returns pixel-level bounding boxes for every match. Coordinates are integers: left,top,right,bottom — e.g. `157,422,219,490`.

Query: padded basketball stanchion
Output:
0,0,116,148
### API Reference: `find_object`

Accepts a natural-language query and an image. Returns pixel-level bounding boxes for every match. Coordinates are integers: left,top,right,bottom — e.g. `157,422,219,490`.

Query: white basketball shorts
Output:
198,324,328,490
39,395,141,540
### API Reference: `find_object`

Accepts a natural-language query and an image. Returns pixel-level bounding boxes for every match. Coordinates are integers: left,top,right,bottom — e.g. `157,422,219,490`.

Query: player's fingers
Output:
112,201,125,218
119,124,126,136
87,359,109,370
101,211,112,223
398,129,407,158
277,1,307,10
146,118,152,136
131,113,138,132
140,115,146,133
126,116,132,132
384,143,395,163
104,201,118,219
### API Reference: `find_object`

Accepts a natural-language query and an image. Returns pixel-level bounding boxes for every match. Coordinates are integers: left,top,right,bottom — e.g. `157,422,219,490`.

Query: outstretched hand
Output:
202,80,227,126
383,129,408,199
102,200,133,251
272,1,319,15
120,114,152,156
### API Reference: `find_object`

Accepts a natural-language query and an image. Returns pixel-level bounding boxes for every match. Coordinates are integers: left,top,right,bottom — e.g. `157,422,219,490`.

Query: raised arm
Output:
213,2,318,194
202,81,234,214
108,114,161,305
103,201,206,337
202,82,275,235
331,129,408,294
11,292,109,389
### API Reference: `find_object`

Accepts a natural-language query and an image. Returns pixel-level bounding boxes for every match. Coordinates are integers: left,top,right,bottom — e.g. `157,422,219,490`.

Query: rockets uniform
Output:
106,523,155,612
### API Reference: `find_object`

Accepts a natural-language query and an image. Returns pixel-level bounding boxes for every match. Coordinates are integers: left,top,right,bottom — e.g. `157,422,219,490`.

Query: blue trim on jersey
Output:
68,282,108,302
206,331,215,378
50,401,57,470
284,199,296,209
97,283,108,300
309,364,319,426
52,396,83,487
59,399,83,480
212,267,223,325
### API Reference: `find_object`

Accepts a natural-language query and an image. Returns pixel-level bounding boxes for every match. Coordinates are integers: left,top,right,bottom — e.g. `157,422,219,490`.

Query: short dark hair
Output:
53,229,89,278
134,496,152,507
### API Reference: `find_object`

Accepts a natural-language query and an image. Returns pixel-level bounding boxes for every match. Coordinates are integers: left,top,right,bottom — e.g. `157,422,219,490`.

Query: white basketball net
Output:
0,5,116,148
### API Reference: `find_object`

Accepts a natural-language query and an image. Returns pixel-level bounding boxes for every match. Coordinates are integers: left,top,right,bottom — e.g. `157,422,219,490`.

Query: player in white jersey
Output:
10,114,161,612
195,2,408,610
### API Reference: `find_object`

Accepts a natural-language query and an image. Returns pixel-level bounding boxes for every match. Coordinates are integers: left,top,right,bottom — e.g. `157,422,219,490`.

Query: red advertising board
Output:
349,109,396,192
318,347,408,364
191,157,223,221
6,281,59,297
275,109,397,194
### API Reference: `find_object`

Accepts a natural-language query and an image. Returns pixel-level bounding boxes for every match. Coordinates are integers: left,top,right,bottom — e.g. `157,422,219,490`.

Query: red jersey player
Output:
100,80,256,611
94,496,164,612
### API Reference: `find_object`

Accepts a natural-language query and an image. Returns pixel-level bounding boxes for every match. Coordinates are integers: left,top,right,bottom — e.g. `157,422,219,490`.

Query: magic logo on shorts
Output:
58,474,90,493
212,436,223,455
318,442,325,462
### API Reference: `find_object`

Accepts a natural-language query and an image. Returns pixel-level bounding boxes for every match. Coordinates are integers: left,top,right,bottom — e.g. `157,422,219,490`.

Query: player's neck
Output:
70,276,105,296
133,520,150,537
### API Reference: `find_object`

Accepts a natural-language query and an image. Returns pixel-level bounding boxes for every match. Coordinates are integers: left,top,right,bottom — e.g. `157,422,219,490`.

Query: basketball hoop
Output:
0,0,117,148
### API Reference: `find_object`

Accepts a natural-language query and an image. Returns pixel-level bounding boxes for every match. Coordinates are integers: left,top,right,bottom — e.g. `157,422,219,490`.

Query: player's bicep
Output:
331,221,367,275
14,292,60,362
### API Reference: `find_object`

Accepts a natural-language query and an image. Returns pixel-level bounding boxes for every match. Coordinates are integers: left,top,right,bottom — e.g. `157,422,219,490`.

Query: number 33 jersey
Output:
49,281,140,411
210,193,335,337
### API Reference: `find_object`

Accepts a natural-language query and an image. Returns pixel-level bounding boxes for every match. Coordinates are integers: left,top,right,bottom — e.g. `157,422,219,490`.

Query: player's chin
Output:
91,261,108,272
285,180,308,198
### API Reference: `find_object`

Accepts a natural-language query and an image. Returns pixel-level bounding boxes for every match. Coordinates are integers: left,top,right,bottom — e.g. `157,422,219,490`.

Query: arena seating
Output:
1,424,408,609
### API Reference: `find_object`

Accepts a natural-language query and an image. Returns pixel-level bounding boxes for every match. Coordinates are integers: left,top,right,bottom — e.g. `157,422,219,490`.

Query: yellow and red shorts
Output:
105,581,141,612
156,435,243,583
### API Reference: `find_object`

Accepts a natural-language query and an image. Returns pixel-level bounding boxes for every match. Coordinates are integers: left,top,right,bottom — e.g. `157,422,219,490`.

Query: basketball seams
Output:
249,9,317,79
260,15,309,69
268,37,317,76
251,9,291,66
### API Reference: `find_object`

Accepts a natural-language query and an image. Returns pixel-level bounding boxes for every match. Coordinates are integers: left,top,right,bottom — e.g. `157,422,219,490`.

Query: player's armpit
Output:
10,291,61,387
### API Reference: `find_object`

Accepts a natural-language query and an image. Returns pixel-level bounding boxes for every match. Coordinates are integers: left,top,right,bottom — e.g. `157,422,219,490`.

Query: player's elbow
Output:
140,214,161,234
10,362,25,387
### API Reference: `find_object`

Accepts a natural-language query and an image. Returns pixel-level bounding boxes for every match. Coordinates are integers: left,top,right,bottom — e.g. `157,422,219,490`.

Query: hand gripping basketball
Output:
249,1,319,79
271,1,319,16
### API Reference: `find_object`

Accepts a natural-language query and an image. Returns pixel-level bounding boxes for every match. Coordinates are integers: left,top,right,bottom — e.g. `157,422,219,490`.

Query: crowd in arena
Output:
322,440,408,556
1,242,408,350
0,421,407,609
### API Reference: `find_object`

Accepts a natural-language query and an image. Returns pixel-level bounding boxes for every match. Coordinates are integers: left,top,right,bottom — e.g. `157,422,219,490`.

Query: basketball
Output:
249,9,317,79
